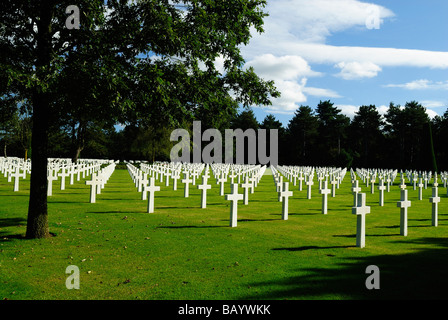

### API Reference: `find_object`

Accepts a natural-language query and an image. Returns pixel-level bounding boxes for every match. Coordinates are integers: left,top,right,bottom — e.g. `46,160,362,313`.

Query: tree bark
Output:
26,90,50,239
25,0,52,239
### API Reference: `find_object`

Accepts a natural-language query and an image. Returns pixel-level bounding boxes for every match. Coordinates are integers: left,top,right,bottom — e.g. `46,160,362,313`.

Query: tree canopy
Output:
0,0,280,238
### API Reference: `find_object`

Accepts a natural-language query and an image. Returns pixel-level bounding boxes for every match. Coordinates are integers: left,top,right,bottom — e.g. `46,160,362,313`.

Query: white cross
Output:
319,181,331,215
228,171,237,184
249,175,257,193
47,169,58,196
370,177,376,194
399,178,407,190
330,179,337,197
297,172,304,191
145,177,160,213
86,173,100,203
165,170,170,187
418,178,424,200
280,182,293,220
11,167,25,192
217,173,227,196
241,176,252,205
58,167,69,190
197,175,211,208
429,186,441,227
182,172,192,197
277,176,283,202
141,174,149,200
172,171,180,190
306,175,314,199
352,193,370,248
397,189,411,236
378,179,386,206
225,183,244,227
351,180,361,207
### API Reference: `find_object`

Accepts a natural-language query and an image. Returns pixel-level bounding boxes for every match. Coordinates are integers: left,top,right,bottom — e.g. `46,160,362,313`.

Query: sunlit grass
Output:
1,167,448,300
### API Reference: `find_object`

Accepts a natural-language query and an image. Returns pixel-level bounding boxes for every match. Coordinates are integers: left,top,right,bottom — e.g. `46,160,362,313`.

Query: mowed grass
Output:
1,167,448,300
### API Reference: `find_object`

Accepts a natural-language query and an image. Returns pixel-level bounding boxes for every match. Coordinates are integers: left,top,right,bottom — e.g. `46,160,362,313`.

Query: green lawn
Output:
1,167,448,300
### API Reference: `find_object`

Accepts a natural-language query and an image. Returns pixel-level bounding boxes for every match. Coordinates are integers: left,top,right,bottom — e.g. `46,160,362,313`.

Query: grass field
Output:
1,166,448,300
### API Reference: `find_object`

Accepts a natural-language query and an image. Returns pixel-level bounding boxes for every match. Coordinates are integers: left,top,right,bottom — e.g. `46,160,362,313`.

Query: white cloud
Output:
421,100,447,108
244,1,448,70
335,61,382,80
376,104,440,119
245,54,321,81
240,0,448,114
302,87,342,98
385,79,448,90
336,104,360,119
246,54,336,113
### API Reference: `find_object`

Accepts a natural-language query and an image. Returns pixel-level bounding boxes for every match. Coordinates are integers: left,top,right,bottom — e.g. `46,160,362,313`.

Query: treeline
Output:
1,100,447,171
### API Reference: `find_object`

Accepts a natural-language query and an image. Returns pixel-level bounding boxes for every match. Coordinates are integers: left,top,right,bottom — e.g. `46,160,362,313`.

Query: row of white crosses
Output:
48,159,110,196
85,162,117,203
127,161,266,222
0,157,30,192
126,162,161,213
351,168,444,248
221,164,266,227
275,165,349,216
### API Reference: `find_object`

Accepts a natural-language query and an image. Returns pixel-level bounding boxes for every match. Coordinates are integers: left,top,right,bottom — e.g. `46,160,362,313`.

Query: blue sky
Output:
237,0,448,126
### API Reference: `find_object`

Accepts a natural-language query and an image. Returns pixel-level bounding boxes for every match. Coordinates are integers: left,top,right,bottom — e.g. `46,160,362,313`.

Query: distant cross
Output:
228,171,237,184
145,177,160,213
297,172,304,191
397,189,411,236
241,176,252,205
352,193,371,248
370,176,376,194
433,173,439,188
399,178,407,190
140,174,149,200
217,172,227,196
225,183,244,227
351,180,361,207
59,167,69,190
319,181,331,215
12,167,25,192
47,169,58,196
280,182,293,220
182,171,193,198
378,179,386,206
330,178,338,198
165,169,170,187
249,175,257,193
86,172,100,203
172,171,180,191
418,178,424,200
429,186,441,227
277,176,283,202
306,175,314,199
197,175,211,208
386,176,392,192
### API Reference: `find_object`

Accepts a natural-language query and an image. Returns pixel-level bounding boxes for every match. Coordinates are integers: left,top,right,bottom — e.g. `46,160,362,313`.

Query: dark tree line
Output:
2,99,445,172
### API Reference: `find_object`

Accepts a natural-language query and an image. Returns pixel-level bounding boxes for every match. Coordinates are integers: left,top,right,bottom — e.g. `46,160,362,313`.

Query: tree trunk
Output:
26,90,50,239
25,0,52,239
3,142,6,158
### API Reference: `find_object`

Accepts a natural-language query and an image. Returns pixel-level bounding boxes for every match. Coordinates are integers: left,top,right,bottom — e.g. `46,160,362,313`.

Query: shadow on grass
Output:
0,217,27,240
156,225,227,229
272,245,355,251
242,237,448,300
